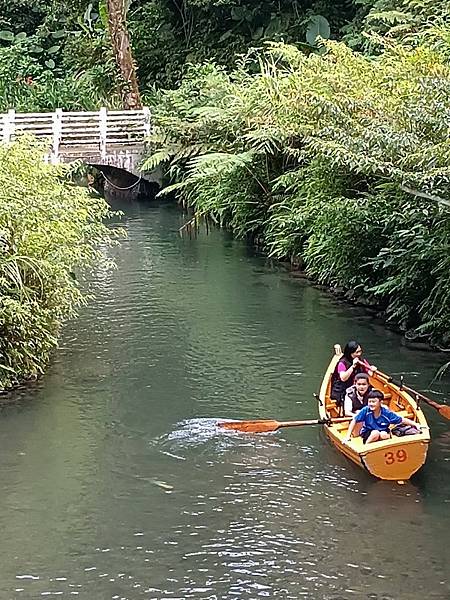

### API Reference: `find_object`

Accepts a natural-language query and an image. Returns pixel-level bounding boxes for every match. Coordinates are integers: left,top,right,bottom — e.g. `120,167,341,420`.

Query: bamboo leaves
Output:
0,138,120,390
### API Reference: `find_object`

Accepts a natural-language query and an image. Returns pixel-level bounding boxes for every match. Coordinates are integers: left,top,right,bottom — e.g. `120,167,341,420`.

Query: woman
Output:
331,340,376,410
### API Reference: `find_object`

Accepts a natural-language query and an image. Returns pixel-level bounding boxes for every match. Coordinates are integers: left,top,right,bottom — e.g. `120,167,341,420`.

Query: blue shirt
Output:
355,405,402,434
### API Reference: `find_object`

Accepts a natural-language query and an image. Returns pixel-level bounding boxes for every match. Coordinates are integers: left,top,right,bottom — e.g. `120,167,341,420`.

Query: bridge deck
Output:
1,108,151,169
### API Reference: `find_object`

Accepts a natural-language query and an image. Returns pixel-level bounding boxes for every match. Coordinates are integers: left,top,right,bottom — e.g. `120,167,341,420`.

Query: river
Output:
0,201,448,600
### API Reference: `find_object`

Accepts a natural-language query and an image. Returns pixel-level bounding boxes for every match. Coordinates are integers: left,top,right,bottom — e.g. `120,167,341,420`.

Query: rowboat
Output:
318,345,430,481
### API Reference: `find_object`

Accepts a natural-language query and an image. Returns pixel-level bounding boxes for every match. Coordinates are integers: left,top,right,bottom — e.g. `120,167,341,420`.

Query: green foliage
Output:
306,15,330,46
130,0,355,89
145,36,450,345
0,0,120,110
343,0,450,51
0,137,122,390
1,1,449,349
0,35,120,111
7,0,450,106
0,0,48,36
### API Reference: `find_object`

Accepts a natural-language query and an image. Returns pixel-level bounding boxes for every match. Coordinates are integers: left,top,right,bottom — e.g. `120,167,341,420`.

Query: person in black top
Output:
343,372,372,416
330,340,376,412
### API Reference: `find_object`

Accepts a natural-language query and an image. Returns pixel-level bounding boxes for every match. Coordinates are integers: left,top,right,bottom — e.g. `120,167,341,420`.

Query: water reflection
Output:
0,202,448,599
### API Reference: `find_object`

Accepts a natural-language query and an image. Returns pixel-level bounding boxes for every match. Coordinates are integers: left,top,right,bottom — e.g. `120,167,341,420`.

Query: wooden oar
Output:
218,417,352,433
370,365,450,421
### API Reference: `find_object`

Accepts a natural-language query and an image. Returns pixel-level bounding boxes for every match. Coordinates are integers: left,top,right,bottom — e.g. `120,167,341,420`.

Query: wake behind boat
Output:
318,345,430,481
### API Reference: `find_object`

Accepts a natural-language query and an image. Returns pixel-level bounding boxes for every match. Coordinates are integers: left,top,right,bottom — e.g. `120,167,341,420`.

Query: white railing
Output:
0,107,151,163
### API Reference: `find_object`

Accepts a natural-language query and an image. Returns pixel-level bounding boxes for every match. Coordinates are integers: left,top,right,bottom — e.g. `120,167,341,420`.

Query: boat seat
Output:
393,409,416,420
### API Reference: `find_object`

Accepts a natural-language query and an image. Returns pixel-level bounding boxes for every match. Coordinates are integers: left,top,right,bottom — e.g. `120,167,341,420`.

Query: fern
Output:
141,37,450,345
366,11,414,25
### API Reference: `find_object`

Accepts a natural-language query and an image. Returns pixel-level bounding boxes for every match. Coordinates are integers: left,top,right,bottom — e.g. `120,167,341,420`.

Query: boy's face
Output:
355,379,369,395
367,397,381,411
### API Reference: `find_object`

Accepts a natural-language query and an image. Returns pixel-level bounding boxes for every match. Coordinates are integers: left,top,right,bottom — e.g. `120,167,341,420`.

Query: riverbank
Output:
288,268,447,353
145,39,450,349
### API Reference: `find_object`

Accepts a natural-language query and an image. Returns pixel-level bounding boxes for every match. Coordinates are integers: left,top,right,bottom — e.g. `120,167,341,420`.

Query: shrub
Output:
144,37,450,345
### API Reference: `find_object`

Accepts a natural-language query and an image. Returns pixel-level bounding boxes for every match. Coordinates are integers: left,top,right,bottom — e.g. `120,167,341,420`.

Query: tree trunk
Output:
106,0,142,109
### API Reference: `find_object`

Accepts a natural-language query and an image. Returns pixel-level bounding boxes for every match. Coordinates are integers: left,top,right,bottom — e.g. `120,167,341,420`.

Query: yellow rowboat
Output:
318,346,430,481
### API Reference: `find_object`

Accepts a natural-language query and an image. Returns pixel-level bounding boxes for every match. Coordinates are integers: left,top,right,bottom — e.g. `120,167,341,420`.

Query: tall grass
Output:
0,137,122,390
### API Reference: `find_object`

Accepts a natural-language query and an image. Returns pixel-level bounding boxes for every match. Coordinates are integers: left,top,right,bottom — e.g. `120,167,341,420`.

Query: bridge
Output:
0,108,159,197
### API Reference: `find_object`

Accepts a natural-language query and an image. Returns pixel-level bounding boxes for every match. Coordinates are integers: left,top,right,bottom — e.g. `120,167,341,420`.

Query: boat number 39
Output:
384,449,407,465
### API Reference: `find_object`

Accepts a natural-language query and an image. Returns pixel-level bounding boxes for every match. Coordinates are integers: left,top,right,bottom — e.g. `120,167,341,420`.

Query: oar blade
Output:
439,404,450,420
218,419,280,433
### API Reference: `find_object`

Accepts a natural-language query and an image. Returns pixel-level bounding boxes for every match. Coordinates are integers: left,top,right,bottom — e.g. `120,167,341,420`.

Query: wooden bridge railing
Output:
0,108,151,164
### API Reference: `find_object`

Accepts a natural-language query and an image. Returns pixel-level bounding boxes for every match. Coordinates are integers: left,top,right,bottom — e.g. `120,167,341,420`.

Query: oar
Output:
218,417,352,433
369,365,450,421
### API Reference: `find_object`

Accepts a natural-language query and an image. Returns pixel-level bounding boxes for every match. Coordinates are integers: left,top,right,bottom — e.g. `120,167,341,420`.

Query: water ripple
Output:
0,205,448,600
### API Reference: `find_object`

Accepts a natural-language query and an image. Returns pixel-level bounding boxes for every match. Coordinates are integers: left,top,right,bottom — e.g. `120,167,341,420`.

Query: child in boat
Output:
344,372,372,416
344,390,420,444
331,340,377,411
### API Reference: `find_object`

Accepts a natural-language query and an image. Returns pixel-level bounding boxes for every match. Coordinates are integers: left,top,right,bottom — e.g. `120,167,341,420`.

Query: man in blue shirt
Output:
345,390,420,444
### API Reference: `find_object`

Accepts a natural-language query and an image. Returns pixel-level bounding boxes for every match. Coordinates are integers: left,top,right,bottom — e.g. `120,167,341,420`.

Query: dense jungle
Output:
0,0,450,389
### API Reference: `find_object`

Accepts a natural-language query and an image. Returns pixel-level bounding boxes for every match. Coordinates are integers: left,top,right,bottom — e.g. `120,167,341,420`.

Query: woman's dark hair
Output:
342,340,361,362
368,390,384,401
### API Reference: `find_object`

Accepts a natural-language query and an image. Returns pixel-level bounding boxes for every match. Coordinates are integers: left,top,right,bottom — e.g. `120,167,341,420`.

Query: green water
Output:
0,202,448,600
